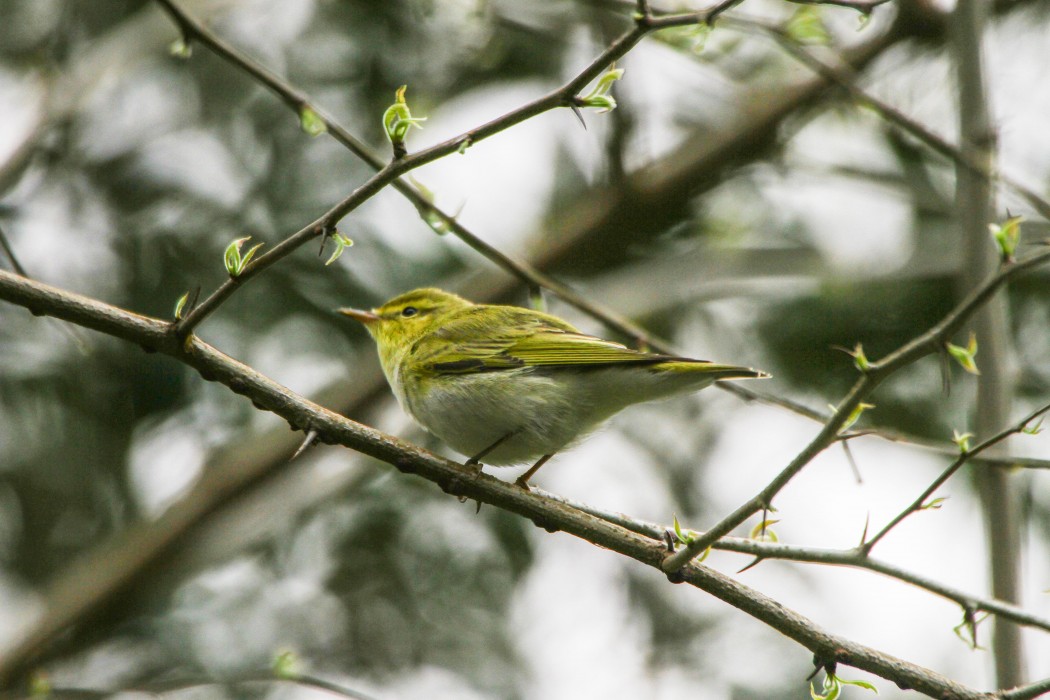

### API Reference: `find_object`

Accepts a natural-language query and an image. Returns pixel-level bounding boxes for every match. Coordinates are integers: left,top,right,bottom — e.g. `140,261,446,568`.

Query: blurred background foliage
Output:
2,0,1050,697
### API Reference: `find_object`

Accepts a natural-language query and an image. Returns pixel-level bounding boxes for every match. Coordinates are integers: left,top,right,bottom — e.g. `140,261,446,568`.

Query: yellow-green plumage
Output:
340,288,768,481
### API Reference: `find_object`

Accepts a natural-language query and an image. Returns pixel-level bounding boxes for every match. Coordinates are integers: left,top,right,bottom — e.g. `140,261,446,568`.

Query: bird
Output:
339,288,768,488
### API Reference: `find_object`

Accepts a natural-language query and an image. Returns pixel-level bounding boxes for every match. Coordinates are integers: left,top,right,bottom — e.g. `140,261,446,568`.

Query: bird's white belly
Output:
404,368,587,465
392,362,716,466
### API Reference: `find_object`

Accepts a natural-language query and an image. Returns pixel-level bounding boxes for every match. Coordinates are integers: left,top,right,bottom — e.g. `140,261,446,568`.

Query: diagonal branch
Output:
538,488,1050,634
661,247,1050,572
165,1,657,336
0,270,1005,700
861,402,1050,553
739,16,1050,221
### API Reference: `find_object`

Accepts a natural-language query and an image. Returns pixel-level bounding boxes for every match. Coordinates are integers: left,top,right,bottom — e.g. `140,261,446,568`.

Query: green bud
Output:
835,401,875,434
672,514,694,545
29,671,51,698
272,649,300,679
946,332,979,375
989,215,1022,262
169,37,192,58
920,496,947,510
578,66,625,113
952,429,973,453
953,611,987,650
749,519,779,542
325,232,354,266
383,85,426,149
786,6,830,46
224,236,264,277
299,105,327,137
174,291,190,320
836,342,870,371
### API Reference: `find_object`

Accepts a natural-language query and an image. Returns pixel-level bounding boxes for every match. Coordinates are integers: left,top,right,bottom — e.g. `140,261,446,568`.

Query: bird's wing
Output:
412,307,674,374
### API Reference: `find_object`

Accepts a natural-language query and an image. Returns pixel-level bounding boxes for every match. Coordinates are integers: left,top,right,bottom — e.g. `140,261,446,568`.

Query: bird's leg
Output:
460,432,518,511
465,431,517,473
515,454,554,490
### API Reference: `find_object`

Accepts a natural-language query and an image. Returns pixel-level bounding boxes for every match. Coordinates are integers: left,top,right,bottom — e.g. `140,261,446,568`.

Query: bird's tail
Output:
655,360,770,382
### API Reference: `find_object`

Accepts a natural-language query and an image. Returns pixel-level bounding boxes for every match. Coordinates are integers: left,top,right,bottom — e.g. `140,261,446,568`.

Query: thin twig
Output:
157,0,657,335
41,671,378,700
662,248,1050,572
0,223,28,277
736,17,1050,221
861,402,1050,553
536,488,1050,634
784,0,892,11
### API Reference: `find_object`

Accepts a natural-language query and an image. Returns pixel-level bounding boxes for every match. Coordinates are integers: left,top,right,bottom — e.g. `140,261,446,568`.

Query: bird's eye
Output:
401,307,418,318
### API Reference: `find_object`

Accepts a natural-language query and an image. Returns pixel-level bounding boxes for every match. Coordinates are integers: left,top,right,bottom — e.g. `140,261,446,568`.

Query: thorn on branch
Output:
841,440,862,483
569,103,587,130
291,428,319,461
807,654,833,682
736,556,764,574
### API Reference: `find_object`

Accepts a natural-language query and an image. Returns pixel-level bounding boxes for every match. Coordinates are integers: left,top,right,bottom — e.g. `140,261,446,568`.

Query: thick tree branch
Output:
951,0,1026,685
0,270,1013,699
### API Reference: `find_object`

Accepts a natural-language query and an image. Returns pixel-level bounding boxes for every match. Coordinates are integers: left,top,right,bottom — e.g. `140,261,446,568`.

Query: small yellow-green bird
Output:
340,288,768,487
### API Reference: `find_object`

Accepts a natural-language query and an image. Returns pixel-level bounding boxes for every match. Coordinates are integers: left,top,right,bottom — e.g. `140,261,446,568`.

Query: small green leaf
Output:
299,105,327,136
578,66,625,113
811,677,840,700
224,237,247,275
672,514,693,544
652,25,713,55
838,342,870,371
953,611,987,650
749,519,780,542
946,333,980,375
424,210,450,235
457,136,473,154
383,85,426,147
838,677,878,694
169,37,193,58
836,402,875,434
920,496,947,511
813,672,878,700
174,291,190,320
1022,417,1043,436
241,242,263,267
952,429,973,454
989,215,1022,262
29,671,51,697
786,5,830,45
272,649,300,679
224,236,262,277
690,24,712,53
325,232,354,266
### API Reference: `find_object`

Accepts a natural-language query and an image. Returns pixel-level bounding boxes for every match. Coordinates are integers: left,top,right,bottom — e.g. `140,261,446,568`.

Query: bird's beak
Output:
337,307,380,324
